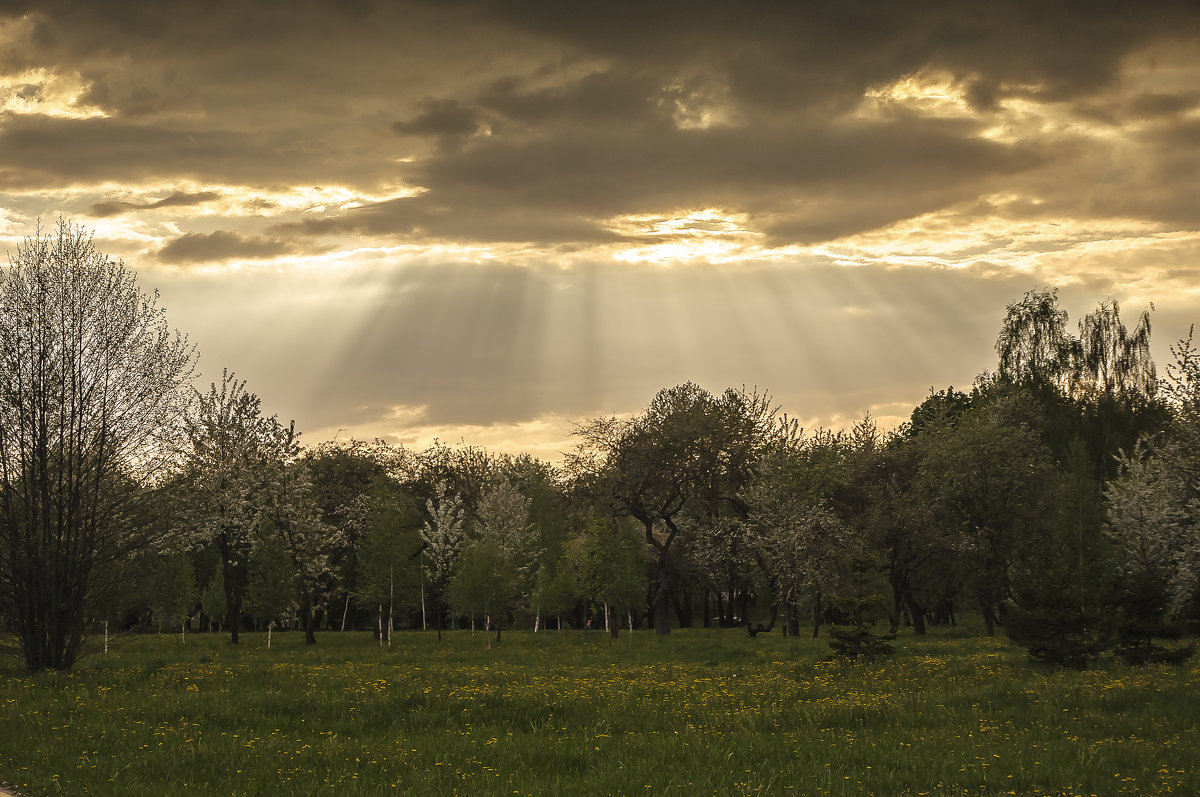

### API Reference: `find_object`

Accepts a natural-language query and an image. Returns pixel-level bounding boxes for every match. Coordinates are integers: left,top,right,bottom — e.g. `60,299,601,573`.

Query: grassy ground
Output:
0,624,1196,796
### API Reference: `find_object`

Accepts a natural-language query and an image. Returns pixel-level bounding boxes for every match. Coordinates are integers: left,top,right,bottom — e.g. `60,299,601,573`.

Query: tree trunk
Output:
217,538,242,645
889,581,904,635
811,588,823,639
982,603,997,636
304,590,317,645
654,565,672,636
906,593,927,636
608,603,619,639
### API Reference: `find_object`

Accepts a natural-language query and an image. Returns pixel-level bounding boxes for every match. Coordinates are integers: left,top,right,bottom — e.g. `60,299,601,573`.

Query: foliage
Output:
916,391,1062,634
242,527,295,628
1006,438,1110,668
450,478,542,640
200,567,226,631
148,553,196,637
825,626,895,661
352,493,422,629
571,514,646,634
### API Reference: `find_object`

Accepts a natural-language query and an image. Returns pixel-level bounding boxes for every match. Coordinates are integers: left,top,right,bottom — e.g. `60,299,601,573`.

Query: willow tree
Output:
0,220,196,672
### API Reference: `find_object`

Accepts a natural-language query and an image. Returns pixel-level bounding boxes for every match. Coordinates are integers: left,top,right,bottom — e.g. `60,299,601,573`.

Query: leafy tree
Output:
243,526,295,631
572,514,646,638
860,428,955,635
416,441,493,524
261,449,338,645
455,478,542,644
744,445,853,638
495,453,573,629
570,383,787,635
996,287,1076,391
200,567,226,632
917,392,1062,635
0,220,196,672
532,556,578,632
1077,299,1155,402
448,540,496,637
1006,437,1109,668
305,438,416,629
353,493,422,642
148,553,196,639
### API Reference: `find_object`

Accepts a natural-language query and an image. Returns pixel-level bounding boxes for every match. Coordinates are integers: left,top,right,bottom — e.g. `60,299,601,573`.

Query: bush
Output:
1115,640,1195,666
826,626,894,661
1005,604,1104,669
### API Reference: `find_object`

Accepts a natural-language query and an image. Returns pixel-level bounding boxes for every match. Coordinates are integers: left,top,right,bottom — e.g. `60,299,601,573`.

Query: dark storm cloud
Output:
4,0,1200,449
0,116,336,190
477,70,659,126
280,113,1045,244
4,0,1199,243
472,0,1194,104
391,97,486,139
90,190,220,218
158,231,294,264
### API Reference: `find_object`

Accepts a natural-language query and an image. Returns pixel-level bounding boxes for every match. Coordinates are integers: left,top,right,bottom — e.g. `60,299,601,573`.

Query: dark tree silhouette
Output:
0,221,195,671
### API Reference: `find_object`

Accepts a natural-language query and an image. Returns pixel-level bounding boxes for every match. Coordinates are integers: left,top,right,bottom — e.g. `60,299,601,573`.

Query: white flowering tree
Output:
261,446,340,645
1104,446,1197,663
420,481,465,640
182,370,288,644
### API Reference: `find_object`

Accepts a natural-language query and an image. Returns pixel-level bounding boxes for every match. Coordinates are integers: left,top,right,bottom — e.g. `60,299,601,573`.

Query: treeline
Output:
91,292,1200,670
2,223,1198,672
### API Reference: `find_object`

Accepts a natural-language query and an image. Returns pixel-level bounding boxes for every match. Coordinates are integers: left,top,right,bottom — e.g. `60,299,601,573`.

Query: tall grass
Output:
1,626,1196,795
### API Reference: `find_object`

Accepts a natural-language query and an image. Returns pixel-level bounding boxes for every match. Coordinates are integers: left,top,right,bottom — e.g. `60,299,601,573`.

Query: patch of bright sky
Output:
824,198,1170,267
0,68,108,119
605,208,766,264
858,69,978,120
313,408,585,464
658,68,737,130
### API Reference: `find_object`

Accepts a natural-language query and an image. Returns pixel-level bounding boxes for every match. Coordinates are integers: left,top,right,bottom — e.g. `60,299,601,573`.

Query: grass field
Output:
1,625,1197,796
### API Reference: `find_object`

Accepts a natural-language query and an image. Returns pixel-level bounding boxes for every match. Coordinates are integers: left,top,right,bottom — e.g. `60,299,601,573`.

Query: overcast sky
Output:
3,0,1199,460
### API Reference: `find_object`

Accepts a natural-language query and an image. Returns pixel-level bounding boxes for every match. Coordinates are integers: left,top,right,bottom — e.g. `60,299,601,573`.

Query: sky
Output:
2,0,1200,462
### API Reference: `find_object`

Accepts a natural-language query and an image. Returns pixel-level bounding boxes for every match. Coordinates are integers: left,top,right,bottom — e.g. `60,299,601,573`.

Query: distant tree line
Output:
2,223,1198,672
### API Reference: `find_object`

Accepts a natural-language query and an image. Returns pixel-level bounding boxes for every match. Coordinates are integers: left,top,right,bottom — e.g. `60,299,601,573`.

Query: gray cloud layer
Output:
2,0,1199,449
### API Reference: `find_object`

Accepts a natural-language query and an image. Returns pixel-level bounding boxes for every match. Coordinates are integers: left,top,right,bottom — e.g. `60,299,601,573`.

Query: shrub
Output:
826,626,894,661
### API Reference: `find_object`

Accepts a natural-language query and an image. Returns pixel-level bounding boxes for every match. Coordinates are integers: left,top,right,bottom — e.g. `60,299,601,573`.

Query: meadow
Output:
0,625,1196,796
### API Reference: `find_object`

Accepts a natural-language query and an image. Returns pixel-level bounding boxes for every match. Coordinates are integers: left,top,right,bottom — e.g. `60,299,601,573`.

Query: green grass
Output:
1,626,1197,795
